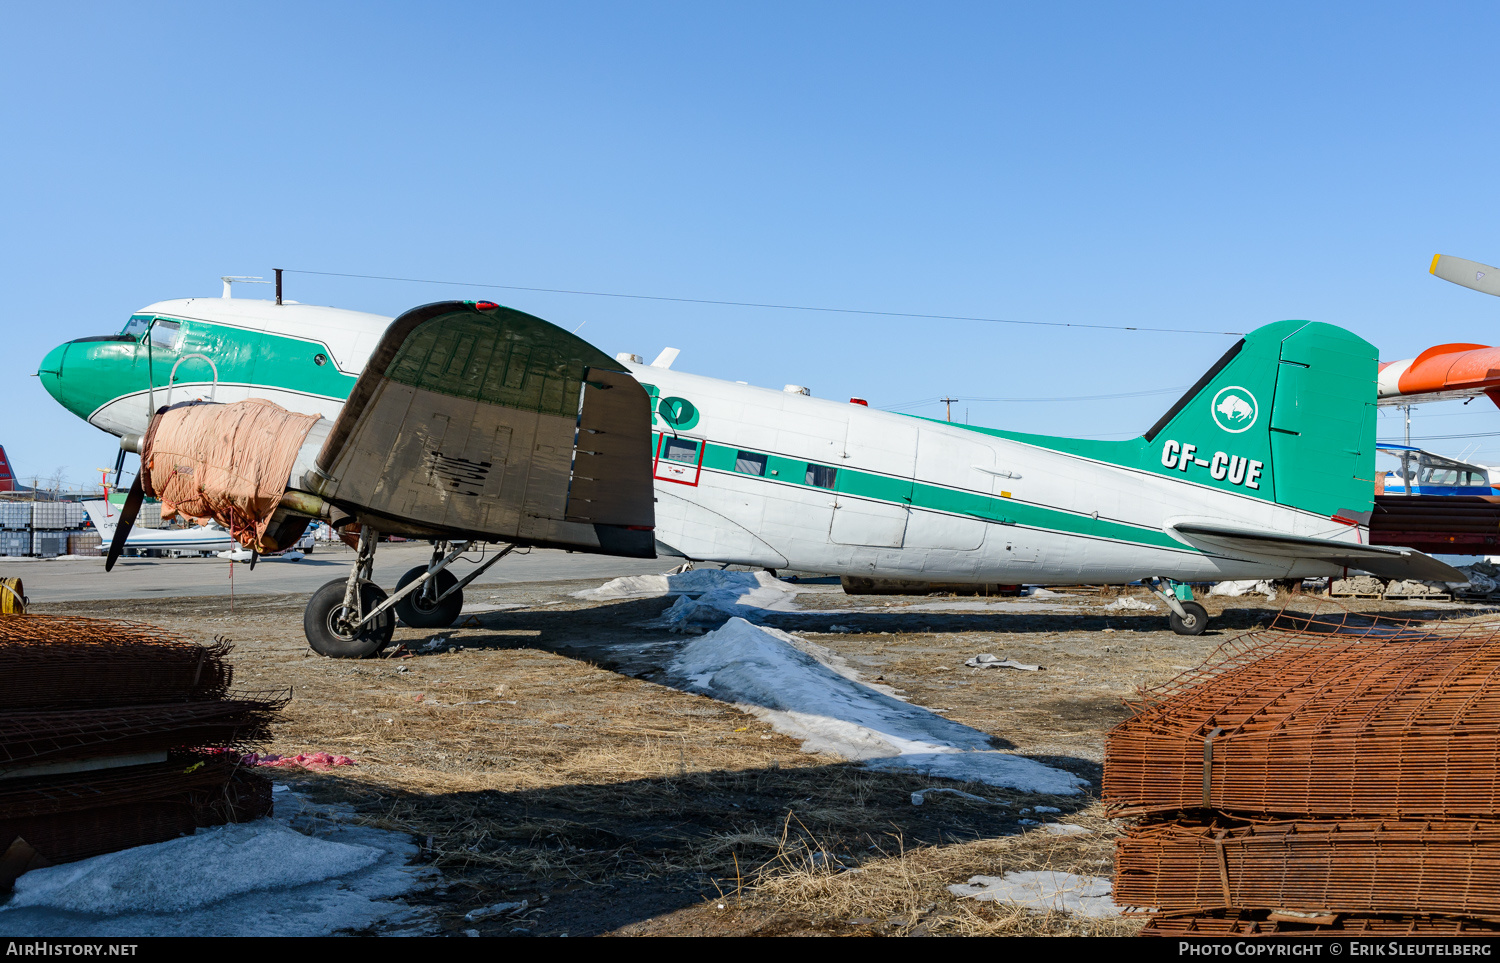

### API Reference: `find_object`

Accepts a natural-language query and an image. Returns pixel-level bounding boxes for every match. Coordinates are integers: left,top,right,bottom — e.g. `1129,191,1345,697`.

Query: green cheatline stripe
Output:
158,316,361,398
657,433,1194,554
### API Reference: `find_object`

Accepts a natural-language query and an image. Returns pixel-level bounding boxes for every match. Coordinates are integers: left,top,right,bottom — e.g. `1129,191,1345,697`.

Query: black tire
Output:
393,566,463,628
304,578,395,658
1169,600,1209,636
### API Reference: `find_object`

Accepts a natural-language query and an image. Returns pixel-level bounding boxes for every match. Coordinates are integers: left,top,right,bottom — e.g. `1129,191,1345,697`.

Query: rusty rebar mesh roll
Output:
1106,607,1500,818
0,692,288,773
0,753,245,819
0,616,287,878
0,767,272,866
1116,817,1500,919
0,616,233,710
1139,909,1500,937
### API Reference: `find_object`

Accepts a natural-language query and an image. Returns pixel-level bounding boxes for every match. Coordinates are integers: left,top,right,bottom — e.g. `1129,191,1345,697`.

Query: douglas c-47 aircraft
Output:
37,287,1462,654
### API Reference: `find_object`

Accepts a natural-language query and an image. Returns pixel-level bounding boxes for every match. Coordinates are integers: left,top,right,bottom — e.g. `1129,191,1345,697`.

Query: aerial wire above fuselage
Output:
282,268,1246,337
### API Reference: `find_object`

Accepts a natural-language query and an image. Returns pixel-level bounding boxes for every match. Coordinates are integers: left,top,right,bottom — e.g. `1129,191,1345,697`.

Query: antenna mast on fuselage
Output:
220,276,269,298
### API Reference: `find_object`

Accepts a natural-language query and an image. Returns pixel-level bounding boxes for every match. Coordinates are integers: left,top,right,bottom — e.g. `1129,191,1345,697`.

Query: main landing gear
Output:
302,528,516,658
1148,578,1210,636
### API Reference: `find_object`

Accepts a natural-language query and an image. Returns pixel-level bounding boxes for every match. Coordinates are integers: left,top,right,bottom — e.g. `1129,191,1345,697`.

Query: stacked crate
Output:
31,501,78,557
0,503,29,558
0,501,92,557
1106,607,1500,936
68,531,102,556
132,500,171,530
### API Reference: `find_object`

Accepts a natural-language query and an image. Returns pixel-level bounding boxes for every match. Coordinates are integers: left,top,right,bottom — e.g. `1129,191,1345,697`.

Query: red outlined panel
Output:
653,434,705,486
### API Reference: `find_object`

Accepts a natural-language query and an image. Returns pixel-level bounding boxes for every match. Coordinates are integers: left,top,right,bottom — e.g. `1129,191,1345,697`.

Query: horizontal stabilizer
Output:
1431,254,1500,298
1171,521,1466,582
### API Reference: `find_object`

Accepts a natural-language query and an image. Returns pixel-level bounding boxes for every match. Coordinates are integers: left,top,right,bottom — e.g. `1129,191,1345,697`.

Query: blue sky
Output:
4,2,1500,487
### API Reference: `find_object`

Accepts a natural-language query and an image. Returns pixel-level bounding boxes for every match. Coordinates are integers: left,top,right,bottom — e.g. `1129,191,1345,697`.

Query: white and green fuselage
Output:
41,298,1383,584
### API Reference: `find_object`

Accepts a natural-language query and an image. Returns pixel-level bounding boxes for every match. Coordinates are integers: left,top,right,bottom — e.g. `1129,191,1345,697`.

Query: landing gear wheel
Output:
1169,600,1209,636
304,578,395,658
393,567,463,628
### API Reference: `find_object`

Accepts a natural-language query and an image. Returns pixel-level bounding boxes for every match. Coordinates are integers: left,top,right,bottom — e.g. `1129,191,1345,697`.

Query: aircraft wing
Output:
304,300,655,557
1170,521,1466,582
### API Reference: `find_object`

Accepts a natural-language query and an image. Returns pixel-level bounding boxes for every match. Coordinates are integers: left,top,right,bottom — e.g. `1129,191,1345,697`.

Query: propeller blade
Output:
1431,254,1500,297
112,448,127,489
104,473,146,572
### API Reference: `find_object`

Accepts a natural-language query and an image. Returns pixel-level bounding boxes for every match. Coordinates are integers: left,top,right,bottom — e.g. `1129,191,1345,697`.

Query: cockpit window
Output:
148,320,182,350
120,316,151,339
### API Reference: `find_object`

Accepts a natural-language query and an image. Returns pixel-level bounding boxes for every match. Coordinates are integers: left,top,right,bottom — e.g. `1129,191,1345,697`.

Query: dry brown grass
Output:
721,801,1139,936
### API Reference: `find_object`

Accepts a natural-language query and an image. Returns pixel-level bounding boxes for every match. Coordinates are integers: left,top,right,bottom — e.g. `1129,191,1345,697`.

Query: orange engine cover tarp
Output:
141,400,321,552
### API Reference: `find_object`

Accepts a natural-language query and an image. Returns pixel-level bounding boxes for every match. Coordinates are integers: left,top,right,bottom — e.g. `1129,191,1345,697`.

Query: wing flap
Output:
565,368,654,526
1172,521,1465,582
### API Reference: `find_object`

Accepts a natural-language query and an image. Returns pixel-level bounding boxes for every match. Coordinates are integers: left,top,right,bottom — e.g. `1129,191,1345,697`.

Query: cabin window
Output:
148,320,182,350
662,437,700,464
734,451,768,476
805,464,838,488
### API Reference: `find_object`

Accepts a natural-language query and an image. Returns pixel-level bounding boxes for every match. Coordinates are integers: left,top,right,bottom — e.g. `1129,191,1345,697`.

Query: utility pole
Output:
941,397,958,423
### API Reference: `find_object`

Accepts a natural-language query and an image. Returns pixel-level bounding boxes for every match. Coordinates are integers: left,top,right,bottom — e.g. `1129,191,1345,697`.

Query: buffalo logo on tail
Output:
1210,386,1258,433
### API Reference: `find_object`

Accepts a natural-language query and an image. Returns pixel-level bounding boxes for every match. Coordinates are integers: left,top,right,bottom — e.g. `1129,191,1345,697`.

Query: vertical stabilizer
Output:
1142,320,1378,518
81,500,117,537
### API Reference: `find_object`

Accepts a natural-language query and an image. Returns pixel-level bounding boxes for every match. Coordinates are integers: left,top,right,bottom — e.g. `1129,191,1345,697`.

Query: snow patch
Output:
0,791,438,936
949,871,1119,917
577,570,800,631
575,569,789,601
1103,596,1155,612
669,618,1085,794
1209,579,1276,600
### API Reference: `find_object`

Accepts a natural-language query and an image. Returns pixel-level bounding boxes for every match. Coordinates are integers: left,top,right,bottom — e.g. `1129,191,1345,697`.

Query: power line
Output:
1377,432,1500,443
880,386,1188,412
283,268,1245,337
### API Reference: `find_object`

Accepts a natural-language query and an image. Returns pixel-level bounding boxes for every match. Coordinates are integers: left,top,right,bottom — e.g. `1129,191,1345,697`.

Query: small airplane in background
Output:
1377,443,1498,497
1378,255,1500,407
81,501,238,557
38,281,1462,653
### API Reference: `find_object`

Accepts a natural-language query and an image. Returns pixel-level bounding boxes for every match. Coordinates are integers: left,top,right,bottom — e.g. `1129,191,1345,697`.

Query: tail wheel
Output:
304,578,395,658
1169,600,1209,636
394,567,463,628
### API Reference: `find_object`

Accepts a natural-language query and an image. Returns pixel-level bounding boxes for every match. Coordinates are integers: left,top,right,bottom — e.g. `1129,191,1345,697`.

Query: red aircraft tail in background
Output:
0,447,17,493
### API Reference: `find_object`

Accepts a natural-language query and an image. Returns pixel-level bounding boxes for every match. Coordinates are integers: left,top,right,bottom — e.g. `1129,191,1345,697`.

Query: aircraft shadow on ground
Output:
396,596,1185,756
286,756,1098,936
445,594,1296,645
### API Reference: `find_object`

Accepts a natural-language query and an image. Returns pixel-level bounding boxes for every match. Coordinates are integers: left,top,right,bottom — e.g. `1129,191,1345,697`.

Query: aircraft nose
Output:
37,341,69,406
37,336,139,426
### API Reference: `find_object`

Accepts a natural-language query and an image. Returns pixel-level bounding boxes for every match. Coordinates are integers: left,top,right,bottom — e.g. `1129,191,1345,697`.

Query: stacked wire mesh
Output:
0,616,283,883
1105,606,1500,936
